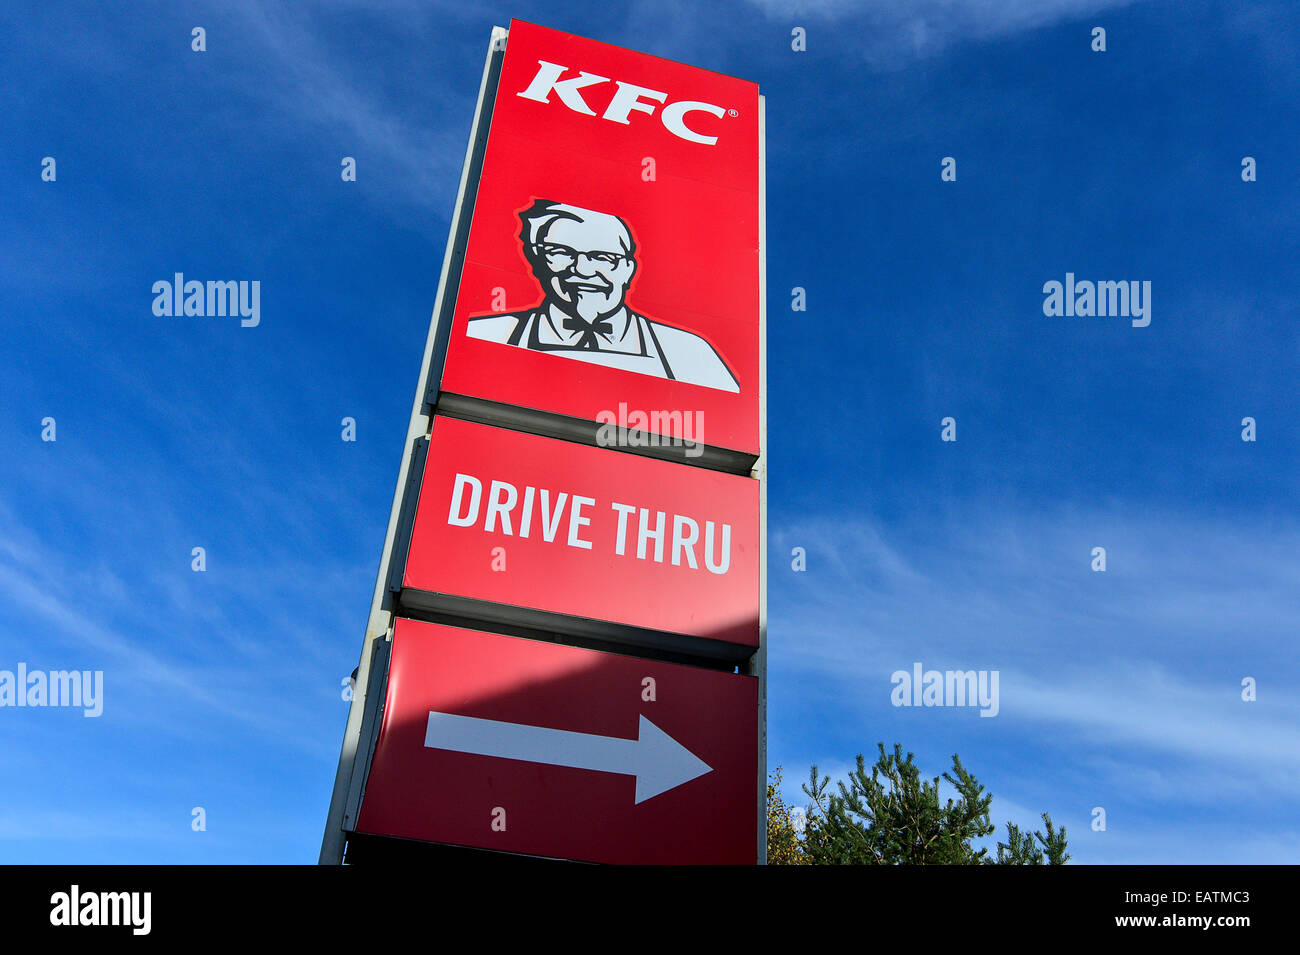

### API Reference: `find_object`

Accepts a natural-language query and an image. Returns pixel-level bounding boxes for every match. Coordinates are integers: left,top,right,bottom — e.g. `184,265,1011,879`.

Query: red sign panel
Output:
437,19,761,456
402,416,759,648
356,618,758,864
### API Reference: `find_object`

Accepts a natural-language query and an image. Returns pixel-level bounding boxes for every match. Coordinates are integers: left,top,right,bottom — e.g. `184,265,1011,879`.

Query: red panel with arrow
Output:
355,617,758,864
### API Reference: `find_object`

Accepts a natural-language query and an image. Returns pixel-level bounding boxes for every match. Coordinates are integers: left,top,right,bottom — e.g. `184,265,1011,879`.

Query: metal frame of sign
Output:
319,23,767,865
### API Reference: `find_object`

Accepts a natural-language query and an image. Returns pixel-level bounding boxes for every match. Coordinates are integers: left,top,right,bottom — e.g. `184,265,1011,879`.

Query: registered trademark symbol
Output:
727,108,739,118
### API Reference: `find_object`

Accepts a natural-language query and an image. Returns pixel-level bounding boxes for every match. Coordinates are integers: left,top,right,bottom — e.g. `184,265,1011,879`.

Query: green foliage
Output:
995,813,1071,865
765,767,807,865
766,743,1069,865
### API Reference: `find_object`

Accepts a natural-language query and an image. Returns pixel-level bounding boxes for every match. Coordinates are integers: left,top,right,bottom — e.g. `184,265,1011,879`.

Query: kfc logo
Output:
517,60,728,145
467,200,740,393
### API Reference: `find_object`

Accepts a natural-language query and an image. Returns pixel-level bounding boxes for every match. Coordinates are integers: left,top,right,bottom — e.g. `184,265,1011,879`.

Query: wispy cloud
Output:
223,1,475,214
745,0,1143,68
770,503,1300,821
0,489,349,755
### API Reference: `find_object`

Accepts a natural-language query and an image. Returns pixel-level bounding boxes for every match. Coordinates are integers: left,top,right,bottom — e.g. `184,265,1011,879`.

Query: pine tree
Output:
766,743,1069,865
995,813,1070,865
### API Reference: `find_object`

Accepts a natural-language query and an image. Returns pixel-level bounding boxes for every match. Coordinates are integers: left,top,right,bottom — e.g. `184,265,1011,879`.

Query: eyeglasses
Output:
532,243,630,270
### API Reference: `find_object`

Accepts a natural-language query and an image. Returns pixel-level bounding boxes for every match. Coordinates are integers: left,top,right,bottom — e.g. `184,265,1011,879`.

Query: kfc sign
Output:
321,22,765,868
437,19,761,459
517,60,729,145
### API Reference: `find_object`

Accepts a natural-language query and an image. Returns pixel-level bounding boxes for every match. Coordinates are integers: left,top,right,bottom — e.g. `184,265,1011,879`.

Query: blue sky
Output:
2,0,1297,863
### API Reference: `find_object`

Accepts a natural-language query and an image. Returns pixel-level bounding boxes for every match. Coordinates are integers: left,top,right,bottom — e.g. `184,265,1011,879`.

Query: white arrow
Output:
424,711,712,804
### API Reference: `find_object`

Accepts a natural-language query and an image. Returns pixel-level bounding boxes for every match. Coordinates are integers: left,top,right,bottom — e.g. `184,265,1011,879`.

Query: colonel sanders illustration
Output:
466,200,739,393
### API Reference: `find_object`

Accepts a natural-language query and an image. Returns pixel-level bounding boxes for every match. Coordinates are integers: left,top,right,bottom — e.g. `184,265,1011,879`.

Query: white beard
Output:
574,295,608,322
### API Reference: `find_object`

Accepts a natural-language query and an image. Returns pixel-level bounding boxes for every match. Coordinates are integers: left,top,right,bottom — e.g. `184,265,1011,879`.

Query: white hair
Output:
519,200,635,255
